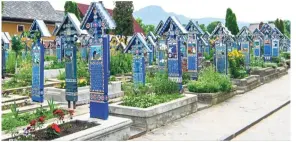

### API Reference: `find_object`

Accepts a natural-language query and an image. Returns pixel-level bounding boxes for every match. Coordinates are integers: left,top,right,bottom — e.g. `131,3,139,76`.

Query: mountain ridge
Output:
133,5,250,29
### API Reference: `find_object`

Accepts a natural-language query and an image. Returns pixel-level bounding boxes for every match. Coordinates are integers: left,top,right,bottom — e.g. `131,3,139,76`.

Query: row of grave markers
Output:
2,1,290,121
24,2,114,120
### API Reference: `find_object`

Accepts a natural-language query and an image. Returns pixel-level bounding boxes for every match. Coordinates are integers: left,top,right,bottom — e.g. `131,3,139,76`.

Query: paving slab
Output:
232,104,290,141
132,74,290,141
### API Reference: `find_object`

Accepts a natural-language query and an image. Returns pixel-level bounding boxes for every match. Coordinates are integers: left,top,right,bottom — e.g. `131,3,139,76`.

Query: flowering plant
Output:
45,123,61,139
228,50,247,79
53,109,65,123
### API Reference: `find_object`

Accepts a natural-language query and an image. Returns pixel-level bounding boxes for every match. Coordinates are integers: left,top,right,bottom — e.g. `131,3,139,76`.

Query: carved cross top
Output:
131,39,143,56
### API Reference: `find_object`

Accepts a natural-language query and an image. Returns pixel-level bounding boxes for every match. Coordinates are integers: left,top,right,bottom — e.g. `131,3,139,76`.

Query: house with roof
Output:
2,1,64,42
76,3,144,35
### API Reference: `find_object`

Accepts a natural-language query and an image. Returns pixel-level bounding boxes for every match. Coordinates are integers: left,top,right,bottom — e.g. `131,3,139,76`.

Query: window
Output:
17,25,24,32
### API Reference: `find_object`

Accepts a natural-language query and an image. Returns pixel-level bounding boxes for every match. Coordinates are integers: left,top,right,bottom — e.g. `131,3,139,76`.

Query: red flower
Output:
68,110,74,116
39,116,45,123
26,126,31,130
30,120,37,126
53,109,65,120
51,123,61,133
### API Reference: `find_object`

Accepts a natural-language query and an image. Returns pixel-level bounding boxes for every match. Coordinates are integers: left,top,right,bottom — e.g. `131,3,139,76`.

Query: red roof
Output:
77,3,144,35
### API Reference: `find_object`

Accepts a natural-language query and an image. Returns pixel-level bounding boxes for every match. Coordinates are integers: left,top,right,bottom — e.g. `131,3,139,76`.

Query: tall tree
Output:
279,20,285,34
225,8,233,28
207,21,219,34
275,18,285,35
11,35,25,73
64,1,81,21
136,18,155,35
225,8,239,35
113,1,134,42
199,24,207,32
284,20,290,37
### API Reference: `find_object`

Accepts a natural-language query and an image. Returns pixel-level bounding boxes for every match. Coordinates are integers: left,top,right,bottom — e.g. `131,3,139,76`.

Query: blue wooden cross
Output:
167,23,182,91
131,39,145,86
30,22,45,103
86,8,110,120
187,33,198,80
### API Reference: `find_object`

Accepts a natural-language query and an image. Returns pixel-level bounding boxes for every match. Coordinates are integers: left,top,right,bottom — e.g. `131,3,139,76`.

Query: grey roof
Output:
158,16,188,35
148,31,156,41
200,37,208,46
81,2,116,30
29,19,51,37
124,33,151,53
249,23,276,33
155,20,164,35
55,13,87,36
1,32,10,44
237,26,252,37
210,22,234,38
185,20,204,35
147,36,156,47
2,1,63,23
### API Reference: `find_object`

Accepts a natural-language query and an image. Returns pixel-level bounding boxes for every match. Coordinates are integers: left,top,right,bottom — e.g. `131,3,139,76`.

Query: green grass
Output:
2,109,67,131
121,93,183,108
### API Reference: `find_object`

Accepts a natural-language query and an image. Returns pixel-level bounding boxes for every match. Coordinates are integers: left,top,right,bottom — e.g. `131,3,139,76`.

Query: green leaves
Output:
10,102,19,119
188,66,232,93
113,1,134,36
225,8,239,35
207,21,220,34
64,1,81,21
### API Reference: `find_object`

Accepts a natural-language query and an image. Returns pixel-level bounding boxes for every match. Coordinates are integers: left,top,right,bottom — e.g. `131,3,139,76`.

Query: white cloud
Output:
50,0,292,23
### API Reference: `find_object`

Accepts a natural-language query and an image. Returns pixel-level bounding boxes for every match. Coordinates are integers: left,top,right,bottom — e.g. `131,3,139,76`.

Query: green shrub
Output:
188,66,232,93
45,56,57,61
121,93,183,108
150,72,179,95
110,52,132,75
45,57,65,69
280,52,290,59
263,62,278,69
250,56,264,67
228,50,248,79
182,72,191,85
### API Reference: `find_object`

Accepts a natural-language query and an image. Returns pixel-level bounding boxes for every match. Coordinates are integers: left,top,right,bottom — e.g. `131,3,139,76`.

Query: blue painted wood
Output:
31,40,44,103
166,23,182,91
131,39,146,85
215,42,227,74
56,36,62,62
241,42,250,70
272,39,279,57
157,40,167,71
264,38,272,61
254,40,261,57
187,34,198,80
81,4,114,119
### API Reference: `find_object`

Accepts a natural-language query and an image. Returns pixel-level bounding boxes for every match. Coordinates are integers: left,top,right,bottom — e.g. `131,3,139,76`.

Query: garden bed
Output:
250,67,288,83
109,94,198,132
2,115,133,141
2,81,61,95
44,81,124,105
231,75,261,94
186,89,237,105
4,120,99,141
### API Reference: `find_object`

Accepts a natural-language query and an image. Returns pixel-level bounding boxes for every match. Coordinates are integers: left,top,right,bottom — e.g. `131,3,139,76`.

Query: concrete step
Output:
1,95,29,103
129,127,147,140
2,99,32,111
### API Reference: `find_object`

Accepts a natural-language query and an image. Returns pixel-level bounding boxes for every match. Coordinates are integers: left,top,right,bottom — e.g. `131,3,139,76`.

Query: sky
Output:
49,0,292,23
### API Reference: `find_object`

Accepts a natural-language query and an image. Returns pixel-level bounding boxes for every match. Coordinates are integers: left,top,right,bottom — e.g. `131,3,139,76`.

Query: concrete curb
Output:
222,100,291,141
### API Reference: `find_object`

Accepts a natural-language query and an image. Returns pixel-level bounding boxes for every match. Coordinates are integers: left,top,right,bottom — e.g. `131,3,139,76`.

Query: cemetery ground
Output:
1,51,290,140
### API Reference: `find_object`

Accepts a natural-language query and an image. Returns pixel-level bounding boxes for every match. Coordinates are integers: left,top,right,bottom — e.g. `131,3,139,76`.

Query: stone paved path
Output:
132,74,290,141
232,104,290,141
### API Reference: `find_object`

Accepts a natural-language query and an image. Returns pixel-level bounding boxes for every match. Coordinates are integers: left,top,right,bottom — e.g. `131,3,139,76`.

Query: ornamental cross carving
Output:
131,39,143,57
